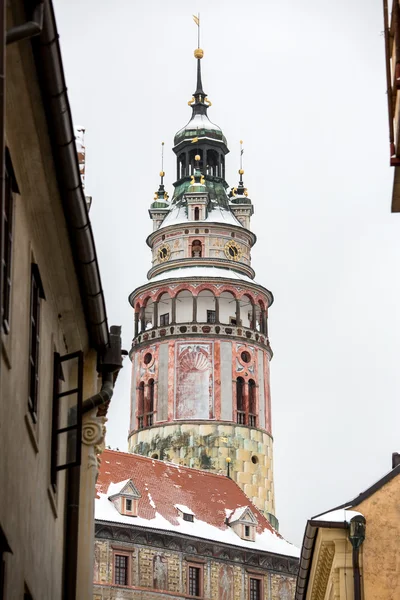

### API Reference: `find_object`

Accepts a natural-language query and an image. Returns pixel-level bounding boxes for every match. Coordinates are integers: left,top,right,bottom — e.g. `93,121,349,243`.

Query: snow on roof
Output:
175,504,195,515
149,266,256,284
159,203,242,230
228,506,250,522
95,450,299,558
312,508,364,524
107,479,130,498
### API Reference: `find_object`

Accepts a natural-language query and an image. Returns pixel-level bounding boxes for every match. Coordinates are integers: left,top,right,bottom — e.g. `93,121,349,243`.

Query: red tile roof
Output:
97,449,275,534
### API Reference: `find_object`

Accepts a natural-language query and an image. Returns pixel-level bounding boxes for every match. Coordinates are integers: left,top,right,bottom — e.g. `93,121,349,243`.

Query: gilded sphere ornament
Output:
239,169,244,175
194,48,204,59
159,171,165,177
195,154,201,162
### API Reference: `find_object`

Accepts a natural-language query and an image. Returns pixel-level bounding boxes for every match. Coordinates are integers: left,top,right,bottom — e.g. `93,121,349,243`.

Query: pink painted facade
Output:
127,51,278,521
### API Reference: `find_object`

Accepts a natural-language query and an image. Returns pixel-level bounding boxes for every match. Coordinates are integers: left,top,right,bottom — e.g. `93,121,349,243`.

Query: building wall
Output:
93,537,296,600
129,421,274,515
0,10,101,599
356,475,400,600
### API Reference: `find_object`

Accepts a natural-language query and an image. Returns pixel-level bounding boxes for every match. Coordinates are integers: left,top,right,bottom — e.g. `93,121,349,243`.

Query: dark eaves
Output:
28,0,109,350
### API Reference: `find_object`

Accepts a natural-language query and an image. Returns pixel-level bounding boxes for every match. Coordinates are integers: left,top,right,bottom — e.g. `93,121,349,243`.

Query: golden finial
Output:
190,175,195,184
188,96,195,106
244,190,248,197
239,169,244,175
231,187,237,197
200,174,205,184
205,97,212,107
194,48,204,59
195,154,201,162
226,457,231,463
160,171,165,177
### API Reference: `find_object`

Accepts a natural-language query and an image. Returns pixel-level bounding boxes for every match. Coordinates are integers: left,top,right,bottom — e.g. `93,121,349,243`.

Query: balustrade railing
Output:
133,321,268,350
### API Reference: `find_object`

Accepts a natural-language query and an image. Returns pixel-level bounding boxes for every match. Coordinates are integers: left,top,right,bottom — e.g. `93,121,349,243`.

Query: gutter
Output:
28,0,109,350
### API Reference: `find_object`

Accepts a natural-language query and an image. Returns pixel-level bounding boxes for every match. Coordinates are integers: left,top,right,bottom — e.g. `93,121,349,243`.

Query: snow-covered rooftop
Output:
159,203,242,229
149,266,256,284
107,479,130,498
312,508,364,524
95,451,299,558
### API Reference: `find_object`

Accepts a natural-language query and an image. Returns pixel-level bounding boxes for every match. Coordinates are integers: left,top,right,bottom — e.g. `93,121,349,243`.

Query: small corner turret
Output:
229,141,254,229
149,142,170,230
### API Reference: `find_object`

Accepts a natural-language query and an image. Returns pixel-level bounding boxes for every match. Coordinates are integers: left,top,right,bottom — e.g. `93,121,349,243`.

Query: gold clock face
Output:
224,240,242,261
158,244,171,262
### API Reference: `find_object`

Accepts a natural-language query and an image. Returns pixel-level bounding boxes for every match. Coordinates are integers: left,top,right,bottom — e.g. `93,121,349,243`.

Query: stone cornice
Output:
95,520,299,576
147,257,255,280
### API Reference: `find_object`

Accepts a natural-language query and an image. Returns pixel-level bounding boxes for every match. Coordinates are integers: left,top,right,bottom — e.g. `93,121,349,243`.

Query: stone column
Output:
252,303,256,330
236,299,241,326
76,409,107,600
192,295,197,323
261,310,266,334
140,306,146,332
171,296,176,324
215,296,220,324
153,301,158,328
134,311,139,337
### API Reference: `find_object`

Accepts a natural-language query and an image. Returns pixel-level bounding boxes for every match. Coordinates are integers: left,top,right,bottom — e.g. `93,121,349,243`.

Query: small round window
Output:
241,351,251,363
144,352,152,365
251,455,259,465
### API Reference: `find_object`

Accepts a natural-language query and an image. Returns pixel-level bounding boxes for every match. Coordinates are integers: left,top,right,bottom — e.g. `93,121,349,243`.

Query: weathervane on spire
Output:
160,141,165,185
193,13,200,49
239,140,244,183
154,141,168,202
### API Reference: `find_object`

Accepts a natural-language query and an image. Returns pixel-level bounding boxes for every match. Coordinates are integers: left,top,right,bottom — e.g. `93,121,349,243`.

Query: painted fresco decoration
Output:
175,342,213,419
219,564,234,600
153,554,168,590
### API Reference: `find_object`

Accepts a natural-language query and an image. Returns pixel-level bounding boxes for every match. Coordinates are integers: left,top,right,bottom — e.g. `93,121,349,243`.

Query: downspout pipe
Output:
6,1,44,45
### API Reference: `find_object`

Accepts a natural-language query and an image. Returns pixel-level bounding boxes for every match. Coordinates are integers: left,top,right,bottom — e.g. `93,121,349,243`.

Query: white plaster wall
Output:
158,295,172,325
219,294,236,324
175,292,193,323
197,292,215,322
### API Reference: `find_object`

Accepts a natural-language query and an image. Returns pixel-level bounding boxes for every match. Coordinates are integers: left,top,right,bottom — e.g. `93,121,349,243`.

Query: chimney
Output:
392,452,400,469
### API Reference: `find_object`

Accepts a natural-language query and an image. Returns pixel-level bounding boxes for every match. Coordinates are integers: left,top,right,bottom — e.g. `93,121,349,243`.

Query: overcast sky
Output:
56,0,400,546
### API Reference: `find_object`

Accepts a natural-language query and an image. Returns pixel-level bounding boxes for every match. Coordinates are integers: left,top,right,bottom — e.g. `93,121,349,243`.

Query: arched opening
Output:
194,207,200,221
249,379,256,427
219,291,236,325
206,149,220,176
147,379,154,426
197,289,216,323
236,377,245,424
189,148,204,173
176,289,193,323
144,298,154,330
158,292,172,327
191,239,202,258
138,382,144,429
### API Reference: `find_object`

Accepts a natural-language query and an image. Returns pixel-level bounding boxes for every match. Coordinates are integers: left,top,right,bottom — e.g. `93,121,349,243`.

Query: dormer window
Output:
175,504,195,522
227,506,257,541
108,479,141,517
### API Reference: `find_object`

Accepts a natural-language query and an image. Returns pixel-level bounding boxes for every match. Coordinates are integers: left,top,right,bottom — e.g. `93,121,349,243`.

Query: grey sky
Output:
56,0,400,546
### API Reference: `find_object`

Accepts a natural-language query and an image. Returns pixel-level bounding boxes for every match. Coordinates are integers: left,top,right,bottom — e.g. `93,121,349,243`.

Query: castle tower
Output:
128,47,276,523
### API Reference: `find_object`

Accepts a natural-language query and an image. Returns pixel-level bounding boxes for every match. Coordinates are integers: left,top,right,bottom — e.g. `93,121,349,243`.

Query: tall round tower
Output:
128,48,276,524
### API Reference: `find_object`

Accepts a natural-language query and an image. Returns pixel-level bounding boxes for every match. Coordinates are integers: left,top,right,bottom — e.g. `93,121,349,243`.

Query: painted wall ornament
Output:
153,554,168,590
175,342,213,419
219,564,234,600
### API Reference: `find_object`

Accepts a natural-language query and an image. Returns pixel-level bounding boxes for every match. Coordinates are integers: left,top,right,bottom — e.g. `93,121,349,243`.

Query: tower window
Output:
28,263,45,423
147,379,154,427
191,240,202,258
194,207,200,221
138,382,144,429
206,310,216,324
236,377,245,424
160,313,169,326
249,379,256,427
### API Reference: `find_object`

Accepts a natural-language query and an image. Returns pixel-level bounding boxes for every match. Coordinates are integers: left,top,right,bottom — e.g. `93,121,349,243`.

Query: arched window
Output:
138,382,144,429
192,240,202,258
147,379,154,427
249,379,256,427
194,207,200,221
236,377,245,424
